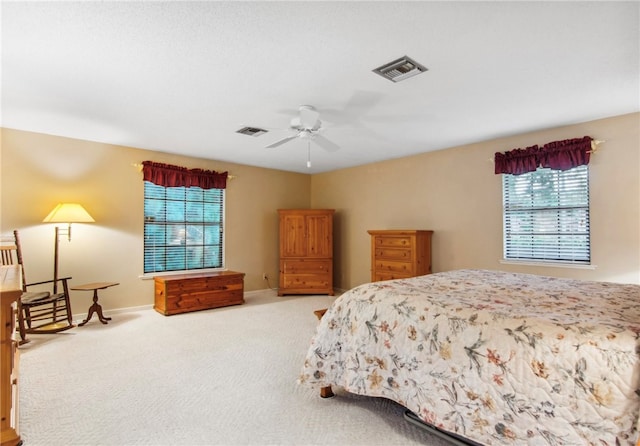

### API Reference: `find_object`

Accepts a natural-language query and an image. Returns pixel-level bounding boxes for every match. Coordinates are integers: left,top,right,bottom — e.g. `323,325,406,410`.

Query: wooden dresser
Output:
368,230,433,282
1,265,21,446
154,270,245,315
278,209,334,296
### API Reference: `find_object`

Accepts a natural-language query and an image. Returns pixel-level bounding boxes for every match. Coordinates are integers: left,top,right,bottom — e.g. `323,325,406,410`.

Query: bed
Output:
299,269,640,445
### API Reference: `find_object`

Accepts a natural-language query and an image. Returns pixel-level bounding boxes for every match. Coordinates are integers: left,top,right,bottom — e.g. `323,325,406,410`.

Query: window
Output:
144,181,224,274
502,165,590,264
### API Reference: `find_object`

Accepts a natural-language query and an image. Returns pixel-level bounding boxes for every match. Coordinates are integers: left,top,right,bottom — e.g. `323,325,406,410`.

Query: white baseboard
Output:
73,288,279,321
73,304,154,323
244,288,278,297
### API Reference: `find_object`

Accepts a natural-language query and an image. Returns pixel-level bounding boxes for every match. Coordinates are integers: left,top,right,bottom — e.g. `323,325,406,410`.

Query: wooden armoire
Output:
278,209,334,296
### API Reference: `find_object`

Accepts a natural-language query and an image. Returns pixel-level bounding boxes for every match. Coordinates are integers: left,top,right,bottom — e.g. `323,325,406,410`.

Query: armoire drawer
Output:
282,273,331,290
281,259,331,274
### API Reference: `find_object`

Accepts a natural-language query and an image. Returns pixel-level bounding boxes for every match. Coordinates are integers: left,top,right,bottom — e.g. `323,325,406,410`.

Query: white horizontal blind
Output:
144,182,224,273
502,165,590,264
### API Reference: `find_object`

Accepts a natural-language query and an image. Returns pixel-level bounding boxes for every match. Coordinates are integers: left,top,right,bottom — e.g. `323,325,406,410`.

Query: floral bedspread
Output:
299,269,640,445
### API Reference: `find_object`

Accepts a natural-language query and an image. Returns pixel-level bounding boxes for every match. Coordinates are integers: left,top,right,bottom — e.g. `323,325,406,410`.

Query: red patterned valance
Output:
495,136,593,175
142,161,228,189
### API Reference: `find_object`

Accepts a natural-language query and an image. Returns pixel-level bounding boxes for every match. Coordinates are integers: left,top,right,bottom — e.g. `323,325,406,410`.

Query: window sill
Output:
499,259,597,270
139,268,227,280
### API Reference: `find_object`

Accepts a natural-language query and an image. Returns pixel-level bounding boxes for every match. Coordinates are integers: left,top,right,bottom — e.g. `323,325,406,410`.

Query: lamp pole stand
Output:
53,226,60,294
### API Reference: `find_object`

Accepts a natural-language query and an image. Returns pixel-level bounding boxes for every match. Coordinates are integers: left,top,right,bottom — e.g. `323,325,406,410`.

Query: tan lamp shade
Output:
43,203,95,223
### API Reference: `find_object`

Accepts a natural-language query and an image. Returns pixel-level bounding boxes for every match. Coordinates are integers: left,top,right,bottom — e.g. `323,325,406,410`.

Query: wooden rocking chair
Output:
0,230,75,344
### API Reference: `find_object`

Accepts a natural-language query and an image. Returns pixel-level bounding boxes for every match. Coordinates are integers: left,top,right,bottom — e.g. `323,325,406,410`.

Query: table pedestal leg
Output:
79,289,112,326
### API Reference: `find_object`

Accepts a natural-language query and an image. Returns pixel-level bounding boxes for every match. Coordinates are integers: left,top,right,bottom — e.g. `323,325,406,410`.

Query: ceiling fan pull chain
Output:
307,141,312,168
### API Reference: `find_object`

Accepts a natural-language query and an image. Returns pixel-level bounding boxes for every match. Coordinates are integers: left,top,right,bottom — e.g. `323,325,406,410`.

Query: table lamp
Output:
43,203,95,293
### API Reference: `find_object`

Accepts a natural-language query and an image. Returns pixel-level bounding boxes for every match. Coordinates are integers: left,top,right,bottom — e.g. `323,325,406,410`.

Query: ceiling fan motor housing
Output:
297,105,321,130
290,118,321,132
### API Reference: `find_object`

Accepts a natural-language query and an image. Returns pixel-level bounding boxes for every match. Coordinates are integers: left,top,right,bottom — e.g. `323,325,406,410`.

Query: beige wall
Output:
2,113,638,314
0,128,310,312
312,112,640,288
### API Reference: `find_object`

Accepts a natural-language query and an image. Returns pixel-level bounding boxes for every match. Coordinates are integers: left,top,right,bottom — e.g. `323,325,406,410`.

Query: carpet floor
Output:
18,291,450,445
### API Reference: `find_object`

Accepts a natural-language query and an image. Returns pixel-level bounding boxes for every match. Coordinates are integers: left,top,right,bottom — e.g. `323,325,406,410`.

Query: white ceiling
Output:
2,1,639,174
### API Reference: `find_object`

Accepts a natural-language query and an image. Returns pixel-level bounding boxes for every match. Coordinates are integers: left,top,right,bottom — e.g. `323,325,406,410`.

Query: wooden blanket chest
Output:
154,270,245,315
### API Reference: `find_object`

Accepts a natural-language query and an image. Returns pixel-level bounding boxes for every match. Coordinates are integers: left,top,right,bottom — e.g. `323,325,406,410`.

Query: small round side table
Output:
71,282,119,326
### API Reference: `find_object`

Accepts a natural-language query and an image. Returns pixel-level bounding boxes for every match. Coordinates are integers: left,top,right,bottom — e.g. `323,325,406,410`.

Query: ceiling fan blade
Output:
321,90,386,125
313,134,340,152
265,134,299,149
299,105,320,129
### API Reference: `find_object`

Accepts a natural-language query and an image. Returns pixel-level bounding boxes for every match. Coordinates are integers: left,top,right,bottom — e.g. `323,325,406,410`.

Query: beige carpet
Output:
18,291,451,446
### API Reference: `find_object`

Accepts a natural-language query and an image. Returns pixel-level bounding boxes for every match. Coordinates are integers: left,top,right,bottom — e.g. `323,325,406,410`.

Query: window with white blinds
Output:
502,165,590,264
143,182,224,274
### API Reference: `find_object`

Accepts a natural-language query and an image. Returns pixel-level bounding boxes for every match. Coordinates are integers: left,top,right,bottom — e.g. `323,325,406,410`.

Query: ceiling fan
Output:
265,105,340,153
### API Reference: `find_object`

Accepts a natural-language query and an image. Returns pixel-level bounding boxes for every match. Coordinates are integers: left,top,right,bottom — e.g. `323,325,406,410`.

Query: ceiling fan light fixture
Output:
236,126,268,137
373,56,428,83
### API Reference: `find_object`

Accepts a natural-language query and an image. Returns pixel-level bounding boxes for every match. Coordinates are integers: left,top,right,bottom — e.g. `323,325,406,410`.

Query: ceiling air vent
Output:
236,126,268,137
373,56,428,83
